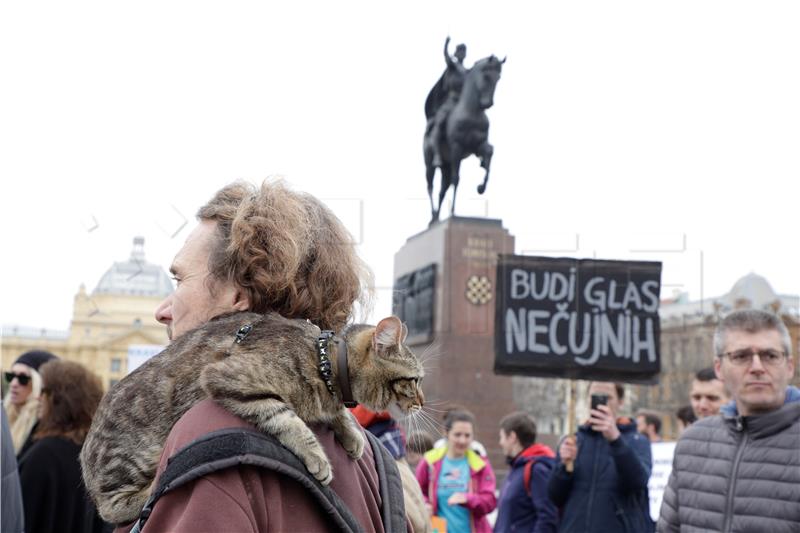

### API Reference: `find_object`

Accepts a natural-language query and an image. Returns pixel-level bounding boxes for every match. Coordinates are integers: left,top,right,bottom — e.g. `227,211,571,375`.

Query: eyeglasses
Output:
4,372,31,386
719,348,788,367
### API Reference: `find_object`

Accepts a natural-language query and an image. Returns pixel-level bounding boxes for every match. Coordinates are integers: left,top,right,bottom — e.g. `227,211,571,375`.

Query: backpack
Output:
130,427,406,533
523,456,555,497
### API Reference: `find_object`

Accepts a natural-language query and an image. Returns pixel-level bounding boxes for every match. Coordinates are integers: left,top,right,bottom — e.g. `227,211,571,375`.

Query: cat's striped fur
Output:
80,311,423,525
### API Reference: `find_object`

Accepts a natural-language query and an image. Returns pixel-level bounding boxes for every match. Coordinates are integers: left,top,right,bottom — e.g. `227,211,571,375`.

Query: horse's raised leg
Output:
450,148,463,217
477,142,493,195
438,164,451,220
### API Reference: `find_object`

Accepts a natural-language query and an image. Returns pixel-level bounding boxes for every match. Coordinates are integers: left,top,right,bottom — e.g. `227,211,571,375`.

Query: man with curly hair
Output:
113,180,399,532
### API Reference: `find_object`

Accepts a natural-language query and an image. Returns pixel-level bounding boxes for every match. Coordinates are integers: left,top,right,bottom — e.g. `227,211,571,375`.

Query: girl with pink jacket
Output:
415,410,497,533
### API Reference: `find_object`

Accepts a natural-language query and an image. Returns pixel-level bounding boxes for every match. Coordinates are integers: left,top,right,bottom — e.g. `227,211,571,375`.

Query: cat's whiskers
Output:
415,341,443,370
416,396,449,409
402,407,444,440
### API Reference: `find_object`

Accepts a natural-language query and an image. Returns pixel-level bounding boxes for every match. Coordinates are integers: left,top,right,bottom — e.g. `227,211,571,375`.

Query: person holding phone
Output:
547,381,653,533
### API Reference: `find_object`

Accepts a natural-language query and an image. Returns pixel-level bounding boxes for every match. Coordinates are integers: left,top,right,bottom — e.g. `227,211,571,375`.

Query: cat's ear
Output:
373,316,405,354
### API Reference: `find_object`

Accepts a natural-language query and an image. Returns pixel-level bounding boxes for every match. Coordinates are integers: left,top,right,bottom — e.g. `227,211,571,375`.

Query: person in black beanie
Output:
18,359,110,533
3,350,58,457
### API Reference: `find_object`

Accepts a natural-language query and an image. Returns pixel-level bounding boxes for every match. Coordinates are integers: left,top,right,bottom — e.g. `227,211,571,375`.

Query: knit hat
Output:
14,350,58,372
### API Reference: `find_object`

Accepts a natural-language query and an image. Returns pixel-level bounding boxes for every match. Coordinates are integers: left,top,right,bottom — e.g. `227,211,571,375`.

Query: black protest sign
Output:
494,256,662,384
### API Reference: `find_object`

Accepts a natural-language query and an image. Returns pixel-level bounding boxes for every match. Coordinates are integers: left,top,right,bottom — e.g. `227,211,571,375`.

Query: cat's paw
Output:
301,448,333,485
341,430,365,460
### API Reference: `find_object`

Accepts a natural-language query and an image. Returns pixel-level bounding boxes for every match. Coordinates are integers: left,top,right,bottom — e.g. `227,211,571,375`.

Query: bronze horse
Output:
423,54,505,224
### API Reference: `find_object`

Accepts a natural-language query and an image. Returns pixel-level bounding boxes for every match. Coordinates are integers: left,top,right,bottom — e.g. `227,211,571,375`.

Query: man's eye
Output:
762,350,780,362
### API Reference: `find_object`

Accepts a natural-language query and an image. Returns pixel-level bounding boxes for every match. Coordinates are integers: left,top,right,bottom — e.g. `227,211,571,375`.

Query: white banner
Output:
648,441,676,522
127,344,164,374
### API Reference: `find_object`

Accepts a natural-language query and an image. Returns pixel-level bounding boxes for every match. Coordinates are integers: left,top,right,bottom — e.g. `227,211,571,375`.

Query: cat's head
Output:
344,316,424,418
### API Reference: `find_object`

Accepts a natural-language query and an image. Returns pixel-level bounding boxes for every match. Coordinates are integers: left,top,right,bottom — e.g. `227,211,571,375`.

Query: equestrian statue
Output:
423,37,505,224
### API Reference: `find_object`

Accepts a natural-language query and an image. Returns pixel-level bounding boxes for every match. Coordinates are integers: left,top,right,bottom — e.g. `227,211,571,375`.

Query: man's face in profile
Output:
690,378,727,419
154,220,247,341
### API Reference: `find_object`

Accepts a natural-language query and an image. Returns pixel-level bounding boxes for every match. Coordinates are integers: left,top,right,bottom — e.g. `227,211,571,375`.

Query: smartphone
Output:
590,393,609,411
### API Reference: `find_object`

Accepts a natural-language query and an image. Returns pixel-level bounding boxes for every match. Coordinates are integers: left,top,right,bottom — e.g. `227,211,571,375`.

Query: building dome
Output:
93,237,174,297
717,272,781,312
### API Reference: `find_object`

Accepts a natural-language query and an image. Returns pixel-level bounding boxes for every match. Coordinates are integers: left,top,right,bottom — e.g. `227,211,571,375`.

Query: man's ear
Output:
231,287,251,311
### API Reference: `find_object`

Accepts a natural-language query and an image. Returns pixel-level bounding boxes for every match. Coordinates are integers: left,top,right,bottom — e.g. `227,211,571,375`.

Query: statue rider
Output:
425,37,468,169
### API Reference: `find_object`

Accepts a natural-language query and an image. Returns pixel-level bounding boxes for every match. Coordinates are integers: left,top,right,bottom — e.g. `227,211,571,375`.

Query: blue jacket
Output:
494,443,558,533
547,418,652,533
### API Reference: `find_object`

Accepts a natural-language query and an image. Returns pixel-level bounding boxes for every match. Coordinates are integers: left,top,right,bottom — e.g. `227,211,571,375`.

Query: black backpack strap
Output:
363,430,406,533
130,428,363,533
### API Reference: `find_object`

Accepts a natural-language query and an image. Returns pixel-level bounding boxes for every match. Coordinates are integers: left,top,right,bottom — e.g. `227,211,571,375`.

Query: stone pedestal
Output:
393,217,517,467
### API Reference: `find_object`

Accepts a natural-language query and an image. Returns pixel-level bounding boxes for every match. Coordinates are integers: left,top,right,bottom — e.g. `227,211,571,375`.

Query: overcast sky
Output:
1,1,798,332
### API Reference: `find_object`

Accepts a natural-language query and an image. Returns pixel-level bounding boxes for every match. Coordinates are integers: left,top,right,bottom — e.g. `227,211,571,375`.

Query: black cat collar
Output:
316,331,358,408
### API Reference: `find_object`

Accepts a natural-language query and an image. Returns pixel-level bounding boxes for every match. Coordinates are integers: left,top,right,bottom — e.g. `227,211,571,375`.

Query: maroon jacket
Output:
116,399,399,533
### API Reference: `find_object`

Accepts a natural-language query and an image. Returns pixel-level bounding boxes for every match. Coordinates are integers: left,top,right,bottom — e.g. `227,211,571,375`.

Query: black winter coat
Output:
18,436,109,533
547,419,653,533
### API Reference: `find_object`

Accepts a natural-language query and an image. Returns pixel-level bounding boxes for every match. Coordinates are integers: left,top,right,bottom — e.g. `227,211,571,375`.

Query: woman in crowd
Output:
416,410,496,533
18,359,109,533
3,350,57,457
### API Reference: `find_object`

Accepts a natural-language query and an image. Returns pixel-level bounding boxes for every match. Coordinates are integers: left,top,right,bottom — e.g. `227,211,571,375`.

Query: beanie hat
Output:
14,350,59,372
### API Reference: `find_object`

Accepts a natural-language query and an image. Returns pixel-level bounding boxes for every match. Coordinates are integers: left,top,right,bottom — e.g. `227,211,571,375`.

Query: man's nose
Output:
749,353,767,372
155,296,172,324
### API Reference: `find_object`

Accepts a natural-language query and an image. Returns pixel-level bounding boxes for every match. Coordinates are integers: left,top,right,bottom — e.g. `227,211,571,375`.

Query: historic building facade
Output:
1,237,172,389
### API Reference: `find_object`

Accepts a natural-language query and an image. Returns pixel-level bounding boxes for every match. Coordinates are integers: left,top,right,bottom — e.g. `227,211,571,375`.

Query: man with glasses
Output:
657,309,800,532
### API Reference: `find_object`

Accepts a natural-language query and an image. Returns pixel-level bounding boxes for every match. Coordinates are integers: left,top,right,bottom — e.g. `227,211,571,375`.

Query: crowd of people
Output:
2,179,798,533
2,351,111,533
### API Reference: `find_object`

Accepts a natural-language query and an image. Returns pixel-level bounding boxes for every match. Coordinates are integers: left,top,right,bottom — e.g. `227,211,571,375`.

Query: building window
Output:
111,358,122,373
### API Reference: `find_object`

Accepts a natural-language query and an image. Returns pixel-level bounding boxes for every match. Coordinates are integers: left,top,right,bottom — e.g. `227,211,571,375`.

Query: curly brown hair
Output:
35,360,104,445
197,180,373,332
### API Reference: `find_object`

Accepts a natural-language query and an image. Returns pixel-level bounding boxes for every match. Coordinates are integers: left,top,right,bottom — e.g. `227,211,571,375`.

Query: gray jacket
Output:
2,408,24,533
657,386,800,533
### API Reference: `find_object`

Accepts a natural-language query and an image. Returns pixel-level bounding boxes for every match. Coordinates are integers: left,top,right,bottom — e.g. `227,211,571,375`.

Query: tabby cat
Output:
80,311,424,525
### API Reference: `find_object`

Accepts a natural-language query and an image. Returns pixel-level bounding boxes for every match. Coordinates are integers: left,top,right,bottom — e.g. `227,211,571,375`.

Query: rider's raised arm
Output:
443,36,455,69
